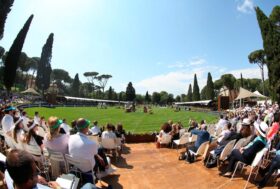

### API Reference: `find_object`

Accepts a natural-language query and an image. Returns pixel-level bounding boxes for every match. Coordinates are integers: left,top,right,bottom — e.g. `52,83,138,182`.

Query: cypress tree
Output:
206,72,214,100
186,84,192,101
125,82,136,101
3,14,33,94
192,74,200,101
240,73,244,88
71,73,80,97
0,0,14,40
145,91,151,103
36,33,54,96
255,6,280,103
107,86,113,100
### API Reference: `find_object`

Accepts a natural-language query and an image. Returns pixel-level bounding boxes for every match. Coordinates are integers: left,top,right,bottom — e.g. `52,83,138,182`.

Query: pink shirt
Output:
267,122,279,141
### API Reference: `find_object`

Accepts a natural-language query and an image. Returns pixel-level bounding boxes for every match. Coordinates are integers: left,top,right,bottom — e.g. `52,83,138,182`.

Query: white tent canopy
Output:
253,91,268,99
235,87,263,100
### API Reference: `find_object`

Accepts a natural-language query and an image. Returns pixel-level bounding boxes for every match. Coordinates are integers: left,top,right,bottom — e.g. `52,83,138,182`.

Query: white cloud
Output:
135,65,216,95
229,66,268,79
167,57,206,69
189,58,206,65
236,0,254,14
135,60,268,96
167,61,186,68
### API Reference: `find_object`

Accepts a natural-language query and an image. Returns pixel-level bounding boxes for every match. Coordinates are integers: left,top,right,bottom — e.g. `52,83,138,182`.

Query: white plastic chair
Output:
47,148,67,178
232,138,247,150
159,134,172,147
189,141,209,158
65,154,95,184
218,139,236,166
172,133,189,150
231,148,268,189
101,138,121,159
179,129,186,137
37,126,46,138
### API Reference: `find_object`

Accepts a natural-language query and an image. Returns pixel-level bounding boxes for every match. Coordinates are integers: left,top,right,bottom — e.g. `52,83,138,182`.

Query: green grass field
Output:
25,107,218,133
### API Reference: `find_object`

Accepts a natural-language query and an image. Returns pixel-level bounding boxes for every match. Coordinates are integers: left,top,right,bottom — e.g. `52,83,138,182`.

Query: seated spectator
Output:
101,123,117,140
60,119,71,135
216,115,228,131
21,111,29,132
12,117,25,150
184,124,210,162
69,118,109,178
220,122,268,177
217,122,232,144
157,122,172,143
90,120,101,136
187,119,198,132
5,149,108,189
205,120,251,168
5,149,60,189
266,112,279,142
39,116,47,131
43,116,69,154
25,120,44,152
1,106,16,148
33,112,40,125
257,141,280,188
170,123,180,142
115,123,126,144
70,119,78,135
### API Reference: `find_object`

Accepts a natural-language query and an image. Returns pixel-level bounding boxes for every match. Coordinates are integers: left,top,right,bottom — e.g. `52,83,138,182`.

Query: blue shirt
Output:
191,129,210,149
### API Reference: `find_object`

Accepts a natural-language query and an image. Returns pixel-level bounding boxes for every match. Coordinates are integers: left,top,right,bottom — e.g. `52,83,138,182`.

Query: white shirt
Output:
34,115,40,124
1,114,16,148
43,134,69,154
217,129,231,143
90,126,101,135
101,131,116,139
216,118,228,131
1,114,14,133
68,132,98,172
60,123,71,134
22,115,29,131
14,129,25,150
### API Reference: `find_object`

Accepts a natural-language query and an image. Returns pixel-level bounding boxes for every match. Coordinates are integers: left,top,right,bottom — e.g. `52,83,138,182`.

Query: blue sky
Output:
0,0,278,95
